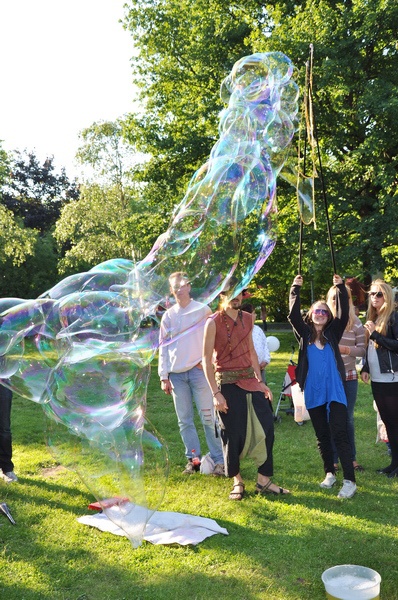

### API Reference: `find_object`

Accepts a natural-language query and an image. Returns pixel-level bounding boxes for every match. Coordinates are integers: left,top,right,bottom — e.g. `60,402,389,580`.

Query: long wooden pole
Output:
307,44,337,273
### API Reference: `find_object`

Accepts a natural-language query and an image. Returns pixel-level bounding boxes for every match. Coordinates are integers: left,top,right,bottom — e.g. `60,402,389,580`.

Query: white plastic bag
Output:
291,383,310,422
200,452,215,475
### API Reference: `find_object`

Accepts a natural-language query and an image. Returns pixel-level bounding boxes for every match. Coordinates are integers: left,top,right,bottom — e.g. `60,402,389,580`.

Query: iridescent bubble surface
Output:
0,52,298,547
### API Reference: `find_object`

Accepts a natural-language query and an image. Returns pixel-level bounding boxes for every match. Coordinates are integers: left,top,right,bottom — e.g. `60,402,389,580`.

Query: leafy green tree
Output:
122,0,307,317
54,183,164,275
0,233,58,298
248,0,398,286
0,146,80,295
122,0,398,318
0,203,37,267
123,0,254,215
76,120,143,204
0,143,38,267
55,121,168,275
1,150,79,233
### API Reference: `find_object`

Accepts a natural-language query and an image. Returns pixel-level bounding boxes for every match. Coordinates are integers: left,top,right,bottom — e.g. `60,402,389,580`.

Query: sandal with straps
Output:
229,482,245,501
255,479,290,496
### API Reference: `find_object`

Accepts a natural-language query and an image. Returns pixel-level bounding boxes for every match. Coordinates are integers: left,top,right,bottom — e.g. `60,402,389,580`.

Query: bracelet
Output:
213,390,222,397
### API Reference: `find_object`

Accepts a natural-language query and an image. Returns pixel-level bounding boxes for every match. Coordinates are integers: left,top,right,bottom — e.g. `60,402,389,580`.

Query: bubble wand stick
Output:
298,44,337,275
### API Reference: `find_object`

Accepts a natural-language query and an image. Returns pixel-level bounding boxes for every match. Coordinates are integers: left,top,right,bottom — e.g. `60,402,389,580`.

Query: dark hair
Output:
241,303,255,314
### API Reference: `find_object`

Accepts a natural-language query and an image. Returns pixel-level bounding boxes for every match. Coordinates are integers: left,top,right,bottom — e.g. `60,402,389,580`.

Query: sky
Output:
0,0,137,178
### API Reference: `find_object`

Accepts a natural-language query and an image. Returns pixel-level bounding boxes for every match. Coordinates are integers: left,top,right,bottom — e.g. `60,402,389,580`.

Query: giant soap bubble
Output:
0,52,298,547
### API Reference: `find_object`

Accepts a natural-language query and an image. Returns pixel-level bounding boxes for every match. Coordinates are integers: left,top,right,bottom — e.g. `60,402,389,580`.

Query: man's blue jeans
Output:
169,366,224,464
0,382,13,473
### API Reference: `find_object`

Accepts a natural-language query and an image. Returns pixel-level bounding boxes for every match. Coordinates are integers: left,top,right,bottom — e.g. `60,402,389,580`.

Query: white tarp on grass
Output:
78,505,228,546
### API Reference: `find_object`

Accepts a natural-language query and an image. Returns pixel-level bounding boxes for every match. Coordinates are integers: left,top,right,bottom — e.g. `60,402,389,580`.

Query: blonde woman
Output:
326,286,366,472
361,280,398,478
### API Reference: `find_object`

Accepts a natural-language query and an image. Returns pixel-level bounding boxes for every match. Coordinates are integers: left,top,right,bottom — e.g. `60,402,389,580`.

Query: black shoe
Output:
387,467,398,478
376,466,392,475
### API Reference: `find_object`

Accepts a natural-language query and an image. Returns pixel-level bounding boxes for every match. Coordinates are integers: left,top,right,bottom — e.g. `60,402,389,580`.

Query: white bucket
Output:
322,565,381,600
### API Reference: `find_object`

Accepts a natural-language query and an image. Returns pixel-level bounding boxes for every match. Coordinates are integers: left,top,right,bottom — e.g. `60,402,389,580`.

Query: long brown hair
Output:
367,279,395,336
306,301,333,345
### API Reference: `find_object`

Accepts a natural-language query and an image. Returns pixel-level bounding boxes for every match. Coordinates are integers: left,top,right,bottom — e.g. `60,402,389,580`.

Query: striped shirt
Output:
339,316,366,380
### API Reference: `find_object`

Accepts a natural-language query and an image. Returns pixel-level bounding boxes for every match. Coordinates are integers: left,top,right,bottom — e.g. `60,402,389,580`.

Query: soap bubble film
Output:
0,52,298,547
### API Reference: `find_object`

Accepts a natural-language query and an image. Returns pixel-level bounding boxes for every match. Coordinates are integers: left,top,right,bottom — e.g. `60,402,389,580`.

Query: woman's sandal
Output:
255,480,290,496
354,464,364,472
229,482,245,501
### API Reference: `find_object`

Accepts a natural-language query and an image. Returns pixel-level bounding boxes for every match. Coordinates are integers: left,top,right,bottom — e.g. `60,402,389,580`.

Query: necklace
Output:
222,309,244,357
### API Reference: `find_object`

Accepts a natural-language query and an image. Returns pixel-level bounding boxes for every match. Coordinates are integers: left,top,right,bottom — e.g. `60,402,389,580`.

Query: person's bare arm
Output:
202,318,228,413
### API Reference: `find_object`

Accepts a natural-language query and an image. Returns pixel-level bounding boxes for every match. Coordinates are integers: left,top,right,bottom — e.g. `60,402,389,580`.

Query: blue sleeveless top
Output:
304,343,347,410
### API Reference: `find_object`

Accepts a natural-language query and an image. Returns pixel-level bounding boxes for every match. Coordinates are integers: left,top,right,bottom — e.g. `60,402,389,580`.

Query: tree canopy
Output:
0,144,38,267
2,1,397,316
54,182,165,275
0,148,78,296
1,150,79,232
121,0,398,314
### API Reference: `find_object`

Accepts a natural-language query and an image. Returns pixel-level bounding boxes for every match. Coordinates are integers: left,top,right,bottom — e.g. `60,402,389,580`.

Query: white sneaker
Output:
320,472,336,488
337,479,357,498
0,470,18,484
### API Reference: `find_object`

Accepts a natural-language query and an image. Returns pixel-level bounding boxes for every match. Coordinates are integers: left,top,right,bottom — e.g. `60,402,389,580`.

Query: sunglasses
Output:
369,291,384,298
313,309,329,316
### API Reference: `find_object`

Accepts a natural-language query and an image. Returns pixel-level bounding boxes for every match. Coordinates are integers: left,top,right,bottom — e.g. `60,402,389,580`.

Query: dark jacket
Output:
288,283,349,389
362,311,398,375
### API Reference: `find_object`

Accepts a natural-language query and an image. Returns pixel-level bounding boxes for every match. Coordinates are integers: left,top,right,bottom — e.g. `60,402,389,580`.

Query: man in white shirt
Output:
158,272,224,475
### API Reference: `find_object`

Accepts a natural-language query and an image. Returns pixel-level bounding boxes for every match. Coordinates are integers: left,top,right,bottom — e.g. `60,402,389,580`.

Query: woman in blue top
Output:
288,274,357,499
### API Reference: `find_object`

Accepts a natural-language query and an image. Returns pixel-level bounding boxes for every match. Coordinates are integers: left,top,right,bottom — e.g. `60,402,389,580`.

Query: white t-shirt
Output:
252,324,271,366
368,340,398,383
158,299,211,379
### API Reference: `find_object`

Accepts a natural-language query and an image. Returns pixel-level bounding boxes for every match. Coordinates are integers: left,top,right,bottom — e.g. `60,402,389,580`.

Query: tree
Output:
121,0,398,318
122,0,311,316
0,142,10,186
0,203,38,267
1,150,79,233
54,121,167,275
0,143,38,267
76,120,144,204
0,233,58,298
123,0,255,216
54,183,164,275
248,0,398,285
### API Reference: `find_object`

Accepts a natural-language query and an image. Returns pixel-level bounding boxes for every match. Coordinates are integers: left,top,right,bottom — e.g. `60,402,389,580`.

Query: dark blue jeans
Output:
0,382,13,473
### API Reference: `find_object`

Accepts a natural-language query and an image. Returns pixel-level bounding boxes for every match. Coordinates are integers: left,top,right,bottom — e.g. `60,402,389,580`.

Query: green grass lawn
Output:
1,330,397,599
